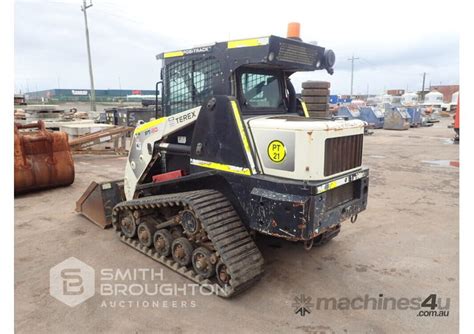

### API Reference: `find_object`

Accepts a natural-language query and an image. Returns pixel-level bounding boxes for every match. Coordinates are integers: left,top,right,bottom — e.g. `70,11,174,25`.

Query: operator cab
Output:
157,33,335,119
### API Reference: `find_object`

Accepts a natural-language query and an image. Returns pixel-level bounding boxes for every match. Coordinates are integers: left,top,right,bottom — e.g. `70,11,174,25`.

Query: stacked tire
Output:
301,81,331,118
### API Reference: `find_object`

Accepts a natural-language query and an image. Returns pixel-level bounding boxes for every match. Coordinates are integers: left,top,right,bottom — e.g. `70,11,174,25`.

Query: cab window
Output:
240,72,283,109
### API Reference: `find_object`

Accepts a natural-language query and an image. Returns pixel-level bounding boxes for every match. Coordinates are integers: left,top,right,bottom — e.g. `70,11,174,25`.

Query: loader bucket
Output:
75,180,125,228
14,120,75,194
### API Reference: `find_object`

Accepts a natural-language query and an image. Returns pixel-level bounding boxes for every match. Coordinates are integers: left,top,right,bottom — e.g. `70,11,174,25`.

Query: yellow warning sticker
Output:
267,140,286,163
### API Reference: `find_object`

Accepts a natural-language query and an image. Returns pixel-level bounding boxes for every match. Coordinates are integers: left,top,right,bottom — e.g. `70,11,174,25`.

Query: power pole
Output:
421,72,427,102
81,0,96,111
348,55,359,98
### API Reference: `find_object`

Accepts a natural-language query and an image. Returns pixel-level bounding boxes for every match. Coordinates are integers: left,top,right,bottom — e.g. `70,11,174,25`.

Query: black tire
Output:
303,96,329,104
302,88,330,96
137,220,156,248
302,81,330,89
306,103,329,111
192,247,216,279
172,237,194,266
153,229,173,257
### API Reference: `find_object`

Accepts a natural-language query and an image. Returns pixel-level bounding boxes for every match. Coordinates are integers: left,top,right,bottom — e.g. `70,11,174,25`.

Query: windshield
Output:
240,72,283,109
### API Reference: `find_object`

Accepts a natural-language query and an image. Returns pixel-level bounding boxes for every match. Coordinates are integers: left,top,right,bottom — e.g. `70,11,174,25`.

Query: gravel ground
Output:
15,117,458,333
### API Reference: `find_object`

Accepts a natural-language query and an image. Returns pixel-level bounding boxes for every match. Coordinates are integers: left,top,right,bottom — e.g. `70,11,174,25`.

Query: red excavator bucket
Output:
14,120,75,194
75,180,125,229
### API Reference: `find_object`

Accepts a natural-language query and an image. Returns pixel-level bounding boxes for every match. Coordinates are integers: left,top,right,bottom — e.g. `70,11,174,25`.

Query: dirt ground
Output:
14,118,459,334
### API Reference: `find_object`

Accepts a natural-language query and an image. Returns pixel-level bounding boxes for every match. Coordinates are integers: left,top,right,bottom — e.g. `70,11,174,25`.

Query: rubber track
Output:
111,189,264,298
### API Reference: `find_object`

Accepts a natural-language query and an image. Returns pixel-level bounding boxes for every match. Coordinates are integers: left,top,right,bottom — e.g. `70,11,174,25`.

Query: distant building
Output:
387,89,405,96
14,94,26,105
25,89,156,102
429,85,459,103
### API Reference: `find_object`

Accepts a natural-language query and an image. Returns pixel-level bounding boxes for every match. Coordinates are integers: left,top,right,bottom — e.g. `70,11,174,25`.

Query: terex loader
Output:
77,24,369,297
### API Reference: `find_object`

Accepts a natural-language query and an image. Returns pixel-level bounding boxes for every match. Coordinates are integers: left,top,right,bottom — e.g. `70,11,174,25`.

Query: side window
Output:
241,73,282,108
165,58,220,115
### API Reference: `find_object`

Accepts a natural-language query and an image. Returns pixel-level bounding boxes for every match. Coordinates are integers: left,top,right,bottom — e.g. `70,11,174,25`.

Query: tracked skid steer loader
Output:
77,24,369,297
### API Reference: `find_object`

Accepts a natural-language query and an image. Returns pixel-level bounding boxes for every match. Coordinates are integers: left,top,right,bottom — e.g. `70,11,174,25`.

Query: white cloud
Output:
14,0,460,95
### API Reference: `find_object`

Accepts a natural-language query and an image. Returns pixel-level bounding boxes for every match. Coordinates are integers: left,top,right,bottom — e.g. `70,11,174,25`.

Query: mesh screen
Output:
165,57,220,115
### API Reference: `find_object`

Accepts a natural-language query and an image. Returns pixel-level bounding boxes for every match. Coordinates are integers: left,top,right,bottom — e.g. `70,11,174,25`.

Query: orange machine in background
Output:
14,120,75,194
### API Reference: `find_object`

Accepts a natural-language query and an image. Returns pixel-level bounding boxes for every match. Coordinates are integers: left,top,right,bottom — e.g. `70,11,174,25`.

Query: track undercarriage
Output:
112,189,265,297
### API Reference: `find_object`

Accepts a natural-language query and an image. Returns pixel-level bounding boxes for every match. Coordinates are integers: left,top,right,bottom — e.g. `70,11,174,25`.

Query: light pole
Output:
348,54,359,98
81,0,96,111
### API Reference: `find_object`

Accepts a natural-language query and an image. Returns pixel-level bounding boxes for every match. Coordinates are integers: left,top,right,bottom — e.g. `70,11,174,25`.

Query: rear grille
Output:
324,135,363,176
276,42,316,66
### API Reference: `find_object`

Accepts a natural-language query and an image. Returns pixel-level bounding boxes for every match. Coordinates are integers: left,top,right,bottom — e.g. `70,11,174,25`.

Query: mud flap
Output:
76,180,125,228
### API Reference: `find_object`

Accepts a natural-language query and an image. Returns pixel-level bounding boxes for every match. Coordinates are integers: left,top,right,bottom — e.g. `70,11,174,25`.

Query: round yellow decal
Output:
267,140,286,163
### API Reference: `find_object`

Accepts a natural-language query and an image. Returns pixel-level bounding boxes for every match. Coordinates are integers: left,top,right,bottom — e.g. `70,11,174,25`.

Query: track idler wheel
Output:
180,210,200,236
153,229,173,257
192,247,216,279
216,260,231,286
172,237,194,266
137,220,156,248
120,214,137,238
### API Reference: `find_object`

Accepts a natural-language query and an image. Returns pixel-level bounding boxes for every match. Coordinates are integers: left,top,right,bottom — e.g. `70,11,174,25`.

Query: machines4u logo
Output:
290,293,450,317
292,294,314,316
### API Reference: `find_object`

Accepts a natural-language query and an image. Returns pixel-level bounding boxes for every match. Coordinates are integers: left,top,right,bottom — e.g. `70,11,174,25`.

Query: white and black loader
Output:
77,25,369,297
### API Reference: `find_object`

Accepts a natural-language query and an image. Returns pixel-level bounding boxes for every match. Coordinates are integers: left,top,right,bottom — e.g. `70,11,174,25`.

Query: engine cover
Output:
247,116,365,181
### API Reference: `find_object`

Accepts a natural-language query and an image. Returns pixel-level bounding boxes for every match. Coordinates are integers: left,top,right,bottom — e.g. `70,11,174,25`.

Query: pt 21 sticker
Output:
267,140,286,163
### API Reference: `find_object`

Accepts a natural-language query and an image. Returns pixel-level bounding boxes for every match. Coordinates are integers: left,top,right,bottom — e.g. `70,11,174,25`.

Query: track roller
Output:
172,237,194,266
216,260,231,286
137,219,156,248
153,229,173,257
120,213,137,238
192,247,216,279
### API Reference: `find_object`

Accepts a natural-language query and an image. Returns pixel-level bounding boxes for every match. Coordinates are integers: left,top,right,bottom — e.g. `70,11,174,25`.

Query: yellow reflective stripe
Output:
164,51,184,58
190,159,251,175
316,171,367,194
134,117,166,134
301,100,309,118
230,100,252,154
227,37,269,49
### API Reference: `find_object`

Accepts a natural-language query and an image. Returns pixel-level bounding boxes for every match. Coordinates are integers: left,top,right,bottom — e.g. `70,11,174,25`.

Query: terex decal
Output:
168,110,197,127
